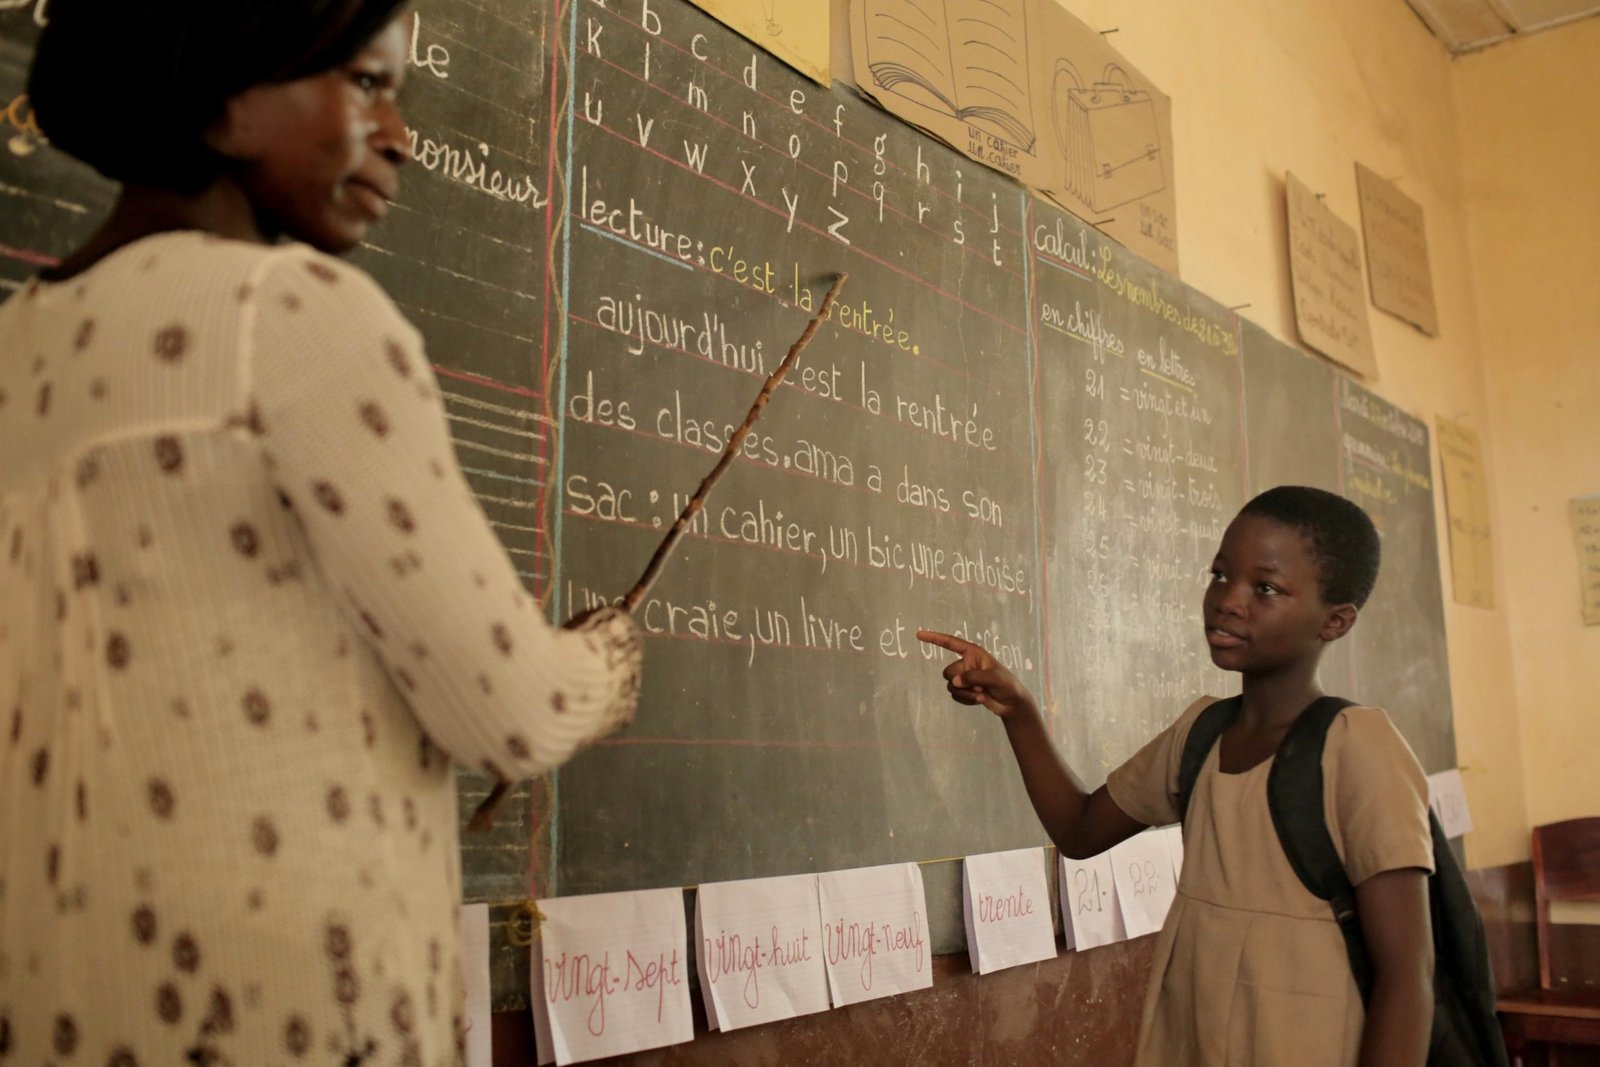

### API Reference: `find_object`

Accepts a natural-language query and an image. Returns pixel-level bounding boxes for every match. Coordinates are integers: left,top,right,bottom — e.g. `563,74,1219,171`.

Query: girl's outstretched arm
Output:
1354,867,1434,1066
918,630,1145,858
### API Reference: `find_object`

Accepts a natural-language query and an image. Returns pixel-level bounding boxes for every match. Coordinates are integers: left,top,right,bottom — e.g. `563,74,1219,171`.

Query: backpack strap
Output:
1176,696,1240,822
1265,696,1372,998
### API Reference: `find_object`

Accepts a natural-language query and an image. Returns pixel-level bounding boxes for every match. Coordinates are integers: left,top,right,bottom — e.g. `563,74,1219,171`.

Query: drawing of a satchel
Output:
1052,61,1166,212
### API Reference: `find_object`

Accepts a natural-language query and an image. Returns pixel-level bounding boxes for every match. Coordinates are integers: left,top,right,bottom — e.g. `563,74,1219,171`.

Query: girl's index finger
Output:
915,629,971,654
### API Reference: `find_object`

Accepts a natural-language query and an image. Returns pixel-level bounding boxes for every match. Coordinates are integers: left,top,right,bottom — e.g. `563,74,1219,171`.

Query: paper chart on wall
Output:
1356,163,1439,336
1572,496,1600,626
1436,416,1495,609
1285,172,1377,378
1426,769,1475,840
852,0,1045,177
1031,0,1177,273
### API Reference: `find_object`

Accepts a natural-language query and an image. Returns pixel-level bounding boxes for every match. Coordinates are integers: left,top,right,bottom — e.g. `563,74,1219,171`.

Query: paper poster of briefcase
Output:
1053,61,1166,212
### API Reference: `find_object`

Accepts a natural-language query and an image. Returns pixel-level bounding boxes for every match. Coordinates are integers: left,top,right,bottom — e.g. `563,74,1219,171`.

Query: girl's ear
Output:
1320,603,1358,643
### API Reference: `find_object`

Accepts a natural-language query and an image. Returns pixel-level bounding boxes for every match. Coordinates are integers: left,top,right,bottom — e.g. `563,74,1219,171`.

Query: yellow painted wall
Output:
1457,19,1600,836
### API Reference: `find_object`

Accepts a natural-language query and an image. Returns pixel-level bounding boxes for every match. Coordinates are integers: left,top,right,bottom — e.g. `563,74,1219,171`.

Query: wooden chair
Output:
1497,817,1600,1066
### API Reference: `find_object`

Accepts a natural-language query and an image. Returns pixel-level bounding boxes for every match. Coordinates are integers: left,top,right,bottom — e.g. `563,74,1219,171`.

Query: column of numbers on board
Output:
1082,351,1112,602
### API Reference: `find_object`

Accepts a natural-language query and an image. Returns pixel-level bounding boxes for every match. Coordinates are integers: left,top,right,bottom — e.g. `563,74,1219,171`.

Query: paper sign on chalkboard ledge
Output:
962,848,1058,974
1110,829,1179,938
817,863,932,1007
695,873,831,1031
460,904,493,1067
1059,851,1127,951
1286,172,1378,379
532,888,693,1065
1427,769,1475,840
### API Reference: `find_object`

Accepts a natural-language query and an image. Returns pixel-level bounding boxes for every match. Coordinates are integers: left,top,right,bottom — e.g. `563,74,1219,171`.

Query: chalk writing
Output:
408,12,451,80
553,0,1045,922
409,128,546,205
1030,198,1241,762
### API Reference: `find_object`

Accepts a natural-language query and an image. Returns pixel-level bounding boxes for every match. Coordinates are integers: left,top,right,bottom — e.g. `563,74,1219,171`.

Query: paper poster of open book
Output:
852,0,1179,273
859,0,1040,156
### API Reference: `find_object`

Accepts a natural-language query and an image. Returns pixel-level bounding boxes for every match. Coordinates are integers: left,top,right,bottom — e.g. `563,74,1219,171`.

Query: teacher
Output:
0,1,641,1061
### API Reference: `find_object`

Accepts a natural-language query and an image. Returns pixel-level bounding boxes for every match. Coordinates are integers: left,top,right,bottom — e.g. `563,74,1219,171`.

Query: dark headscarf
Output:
29,0,409,191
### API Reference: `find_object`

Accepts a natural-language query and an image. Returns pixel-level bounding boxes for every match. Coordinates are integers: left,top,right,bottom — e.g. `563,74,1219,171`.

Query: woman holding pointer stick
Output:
0,1,651,1058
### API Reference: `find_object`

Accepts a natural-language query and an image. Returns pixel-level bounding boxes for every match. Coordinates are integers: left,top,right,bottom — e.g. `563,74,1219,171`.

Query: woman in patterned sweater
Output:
0,2,642,1062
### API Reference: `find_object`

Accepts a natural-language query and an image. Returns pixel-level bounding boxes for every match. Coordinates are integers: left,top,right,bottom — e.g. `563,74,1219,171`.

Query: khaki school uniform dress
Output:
0,233,641,1065
1106,696,1433,1067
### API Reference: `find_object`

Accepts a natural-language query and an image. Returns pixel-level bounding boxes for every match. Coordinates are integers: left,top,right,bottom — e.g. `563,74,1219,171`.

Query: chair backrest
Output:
1530,816,1600,989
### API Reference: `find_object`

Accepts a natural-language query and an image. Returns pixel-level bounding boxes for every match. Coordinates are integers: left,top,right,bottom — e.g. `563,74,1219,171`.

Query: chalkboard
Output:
1028,198,1245,778
0,10,110,292
552,0,1045,948
1237,319,1455,760
1336,379,1456,773
0,0,1458,1011
1240,320,1354,694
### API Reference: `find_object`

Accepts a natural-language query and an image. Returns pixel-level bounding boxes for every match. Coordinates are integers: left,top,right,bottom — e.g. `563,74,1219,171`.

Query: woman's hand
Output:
917,630,1037,719
561,605,614,631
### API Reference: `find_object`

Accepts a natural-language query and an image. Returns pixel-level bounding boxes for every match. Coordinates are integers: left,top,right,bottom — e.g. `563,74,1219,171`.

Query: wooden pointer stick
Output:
622,271,848,612
467,272,848,833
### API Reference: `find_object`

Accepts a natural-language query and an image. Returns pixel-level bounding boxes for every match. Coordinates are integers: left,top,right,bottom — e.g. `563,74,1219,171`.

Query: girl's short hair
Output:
29,0,408,191
1240,486,1382,608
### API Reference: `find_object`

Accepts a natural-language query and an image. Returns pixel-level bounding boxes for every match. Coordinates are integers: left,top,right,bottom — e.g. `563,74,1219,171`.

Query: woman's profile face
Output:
214,13,410,254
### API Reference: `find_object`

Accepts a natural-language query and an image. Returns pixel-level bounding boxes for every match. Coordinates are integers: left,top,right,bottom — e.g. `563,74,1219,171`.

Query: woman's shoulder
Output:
248,242,406,320
160,236,388,305
28,233,399,321
216,241,418,359
248,240,383,289
111,232,398,311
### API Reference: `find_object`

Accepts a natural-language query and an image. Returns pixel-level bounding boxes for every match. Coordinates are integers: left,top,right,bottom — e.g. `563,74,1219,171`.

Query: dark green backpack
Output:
1177,695,1509,1067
